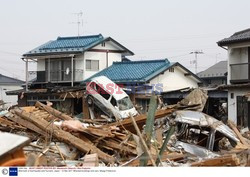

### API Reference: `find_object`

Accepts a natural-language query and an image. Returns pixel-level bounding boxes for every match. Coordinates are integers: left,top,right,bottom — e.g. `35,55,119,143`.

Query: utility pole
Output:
190,50,204,74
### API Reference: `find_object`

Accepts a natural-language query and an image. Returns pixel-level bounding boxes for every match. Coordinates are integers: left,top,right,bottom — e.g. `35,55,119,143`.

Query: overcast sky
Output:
0,0,250,80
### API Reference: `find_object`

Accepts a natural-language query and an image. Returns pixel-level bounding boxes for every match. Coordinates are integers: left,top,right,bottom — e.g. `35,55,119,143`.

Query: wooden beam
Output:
35,101,73,121
5,112,47,136
191,154,240,166
82,97,90,119
14,109,115,164
103,107,174,134
228,120,249,146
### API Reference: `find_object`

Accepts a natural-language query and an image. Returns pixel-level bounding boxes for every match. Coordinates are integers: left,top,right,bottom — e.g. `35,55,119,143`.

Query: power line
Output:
0,50,21,56
190,50,204,74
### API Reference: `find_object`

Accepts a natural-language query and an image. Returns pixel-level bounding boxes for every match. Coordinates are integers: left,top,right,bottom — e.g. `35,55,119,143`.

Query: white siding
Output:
0,85,23,108
35,40,124,81
93,41,123,50
74,54,84,81
37,59,45,71
83,51,107,79
149,66,199,92
83,51,122,79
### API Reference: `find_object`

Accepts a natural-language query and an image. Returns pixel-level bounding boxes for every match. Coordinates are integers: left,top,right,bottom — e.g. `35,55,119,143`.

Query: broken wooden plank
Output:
130,114,156,167
155,128,163,147
99,139,137,155
83,126,115,138
124,152,186,166
0,116,26,130
14,108,115,164
191,154,240,166
228,120,249,146
82,96,90,119
5,112,47,136
35,101,73,121
82,153,99,167
103,107,174,134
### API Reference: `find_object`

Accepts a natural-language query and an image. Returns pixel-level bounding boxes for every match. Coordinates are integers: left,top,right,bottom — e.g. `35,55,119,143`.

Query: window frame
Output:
86,59,99,71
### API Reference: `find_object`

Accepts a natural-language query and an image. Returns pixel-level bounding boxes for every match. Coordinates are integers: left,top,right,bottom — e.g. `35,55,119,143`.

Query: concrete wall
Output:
149,66,199,92
228,88,249,124
0,85,23,108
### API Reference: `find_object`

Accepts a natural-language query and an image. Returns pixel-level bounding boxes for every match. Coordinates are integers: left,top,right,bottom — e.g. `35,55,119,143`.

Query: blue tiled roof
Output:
41,34,104,50
24,34,104,56
84,59,176,83
23,34,134,56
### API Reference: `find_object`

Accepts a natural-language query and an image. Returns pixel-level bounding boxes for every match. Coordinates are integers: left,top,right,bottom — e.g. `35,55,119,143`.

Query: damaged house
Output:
6,34,134,114
83,59,201,112
217,28,250,129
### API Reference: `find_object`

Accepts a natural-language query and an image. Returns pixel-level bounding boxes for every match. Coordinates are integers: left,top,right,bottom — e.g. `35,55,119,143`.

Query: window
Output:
231,93,234,99
169,67,175,72
96,84,110,100
45,58,74,82
101,42,105,47
86,60,99,71
117,96,133,111
110,96,117,107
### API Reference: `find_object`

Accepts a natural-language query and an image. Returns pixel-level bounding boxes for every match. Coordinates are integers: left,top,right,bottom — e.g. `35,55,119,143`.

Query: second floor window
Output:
45,58,74,82
86,60,99,71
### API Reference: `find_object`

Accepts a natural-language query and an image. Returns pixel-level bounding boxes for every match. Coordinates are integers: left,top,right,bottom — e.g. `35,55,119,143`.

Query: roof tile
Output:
84,59,175,83
218,28,250,46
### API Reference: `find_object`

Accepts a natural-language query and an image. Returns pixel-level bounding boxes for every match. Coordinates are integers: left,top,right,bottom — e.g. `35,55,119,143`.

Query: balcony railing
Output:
28,69,84,83
230,63,250,83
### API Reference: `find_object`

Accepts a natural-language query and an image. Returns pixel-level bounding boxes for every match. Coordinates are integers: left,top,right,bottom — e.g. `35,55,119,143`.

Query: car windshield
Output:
117,96,133,111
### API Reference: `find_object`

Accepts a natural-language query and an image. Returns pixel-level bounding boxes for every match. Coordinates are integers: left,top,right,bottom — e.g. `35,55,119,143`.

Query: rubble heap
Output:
0,89,250,167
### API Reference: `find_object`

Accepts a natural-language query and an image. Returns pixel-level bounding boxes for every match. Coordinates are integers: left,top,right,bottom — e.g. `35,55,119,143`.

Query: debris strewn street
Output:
1,89,250,167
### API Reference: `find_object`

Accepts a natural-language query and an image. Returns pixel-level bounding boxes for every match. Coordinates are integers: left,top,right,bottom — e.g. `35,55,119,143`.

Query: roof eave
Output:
217,38,250,47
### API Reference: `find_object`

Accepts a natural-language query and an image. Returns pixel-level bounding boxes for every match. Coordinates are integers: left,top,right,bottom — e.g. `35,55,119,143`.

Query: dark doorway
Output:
74,98,83,115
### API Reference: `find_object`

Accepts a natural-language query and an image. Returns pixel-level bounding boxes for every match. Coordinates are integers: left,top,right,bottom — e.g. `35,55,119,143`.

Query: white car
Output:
86,76,138,119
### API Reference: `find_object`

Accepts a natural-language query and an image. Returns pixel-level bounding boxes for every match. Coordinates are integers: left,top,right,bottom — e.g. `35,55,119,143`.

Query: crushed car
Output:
172,110,240,157
86,76,138,120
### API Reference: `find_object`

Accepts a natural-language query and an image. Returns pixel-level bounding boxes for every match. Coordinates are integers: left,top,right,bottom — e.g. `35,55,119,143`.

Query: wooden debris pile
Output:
1,89,250,167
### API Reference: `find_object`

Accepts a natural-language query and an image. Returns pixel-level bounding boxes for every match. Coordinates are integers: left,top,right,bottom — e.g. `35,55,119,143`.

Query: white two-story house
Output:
7,34,133,110
23,34,134,88
218,28,250,128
